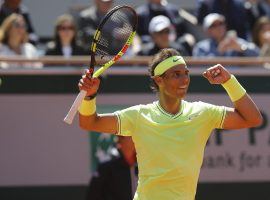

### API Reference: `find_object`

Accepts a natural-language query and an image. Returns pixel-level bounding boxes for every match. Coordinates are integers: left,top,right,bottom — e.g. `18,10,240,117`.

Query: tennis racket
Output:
64,5,138,124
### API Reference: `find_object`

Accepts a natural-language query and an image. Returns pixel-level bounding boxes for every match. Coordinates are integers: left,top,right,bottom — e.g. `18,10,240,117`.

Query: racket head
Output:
63,5,137,125
89,5,138,77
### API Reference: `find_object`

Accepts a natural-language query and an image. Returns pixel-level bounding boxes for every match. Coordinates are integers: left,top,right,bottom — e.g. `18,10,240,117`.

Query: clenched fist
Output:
78,69,100,97
203,64,231,85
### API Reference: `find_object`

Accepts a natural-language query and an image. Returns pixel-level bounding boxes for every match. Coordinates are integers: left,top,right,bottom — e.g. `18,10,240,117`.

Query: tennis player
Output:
78,48,262,200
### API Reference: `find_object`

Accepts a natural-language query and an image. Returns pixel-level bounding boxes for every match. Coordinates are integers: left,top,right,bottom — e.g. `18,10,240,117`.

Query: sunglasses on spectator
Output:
209,21,225,29
58,26,75,31
13,22,26,29
155,28,170,35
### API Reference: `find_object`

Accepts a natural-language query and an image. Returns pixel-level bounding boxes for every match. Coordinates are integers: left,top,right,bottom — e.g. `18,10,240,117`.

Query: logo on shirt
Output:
188,112,202,121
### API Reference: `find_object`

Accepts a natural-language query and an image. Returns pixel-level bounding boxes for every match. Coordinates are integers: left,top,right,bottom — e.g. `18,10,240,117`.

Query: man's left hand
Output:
203,64,231,84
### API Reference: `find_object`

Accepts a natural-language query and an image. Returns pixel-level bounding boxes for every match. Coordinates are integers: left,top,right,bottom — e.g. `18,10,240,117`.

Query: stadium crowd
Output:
1,0,270,68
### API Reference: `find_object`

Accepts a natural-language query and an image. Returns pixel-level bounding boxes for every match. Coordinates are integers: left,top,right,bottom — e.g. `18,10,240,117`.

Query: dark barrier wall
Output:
0,66,270,200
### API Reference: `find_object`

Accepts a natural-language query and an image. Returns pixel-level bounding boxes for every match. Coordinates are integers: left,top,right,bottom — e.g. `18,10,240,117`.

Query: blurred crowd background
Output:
1,0,270,69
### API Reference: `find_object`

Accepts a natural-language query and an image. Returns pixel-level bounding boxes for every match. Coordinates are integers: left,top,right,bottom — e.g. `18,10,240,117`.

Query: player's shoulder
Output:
139,101,157,111
184,100,217,112
116,102,158,116
186,100,226,118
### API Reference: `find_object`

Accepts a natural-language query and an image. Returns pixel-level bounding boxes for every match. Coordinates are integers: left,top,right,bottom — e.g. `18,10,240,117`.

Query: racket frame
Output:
63,5,137,124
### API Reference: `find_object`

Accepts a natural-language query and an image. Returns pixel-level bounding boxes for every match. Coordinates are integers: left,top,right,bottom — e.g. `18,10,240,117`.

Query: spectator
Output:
77,0,113,50
136,0,193,44
138,15,190,56
0,0,38,44
196,0,249,39
0,13,41,69
193,13,259,57
86,136,137,200
252,16,270,56
245,0,270,30
45,14,87,57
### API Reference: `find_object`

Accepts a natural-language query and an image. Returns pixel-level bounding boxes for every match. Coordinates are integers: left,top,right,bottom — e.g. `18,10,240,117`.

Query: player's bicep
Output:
81,113,118,134
222,108,249,129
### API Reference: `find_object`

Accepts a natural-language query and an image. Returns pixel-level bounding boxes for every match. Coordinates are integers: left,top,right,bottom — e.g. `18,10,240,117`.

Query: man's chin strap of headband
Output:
154,56,186,76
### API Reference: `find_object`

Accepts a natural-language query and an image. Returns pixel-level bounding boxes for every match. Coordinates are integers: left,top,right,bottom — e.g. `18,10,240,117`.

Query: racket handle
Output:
63,90,87,125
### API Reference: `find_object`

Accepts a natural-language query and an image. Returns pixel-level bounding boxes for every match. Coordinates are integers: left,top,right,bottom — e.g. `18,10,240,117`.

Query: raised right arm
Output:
78,70,118,134
79,113,118,134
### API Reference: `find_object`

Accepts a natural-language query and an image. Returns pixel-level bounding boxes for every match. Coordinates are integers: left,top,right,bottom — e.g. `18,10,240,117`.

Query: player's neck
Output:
158,94,182,115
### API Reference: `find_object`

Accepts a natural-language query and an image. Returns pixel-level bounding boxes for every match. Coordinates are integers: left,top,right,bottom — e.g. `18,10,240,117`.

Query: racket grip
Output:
63,90,87,125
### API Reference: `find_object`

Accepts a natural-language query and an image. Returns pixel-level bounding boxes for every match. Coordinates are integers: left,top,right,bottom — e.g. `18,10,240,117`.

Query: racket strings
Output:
95,7,135,59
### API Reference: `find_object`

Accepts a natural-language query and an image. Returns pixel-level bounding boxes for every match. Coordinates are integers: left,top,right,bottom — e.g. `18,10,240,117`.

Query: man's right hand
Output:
78,69,100,97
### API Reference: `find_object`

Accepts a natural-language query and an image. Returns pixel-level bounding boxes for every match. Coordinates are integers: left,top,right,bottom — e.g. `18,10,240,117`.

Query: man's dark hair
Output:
148,48,181,92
